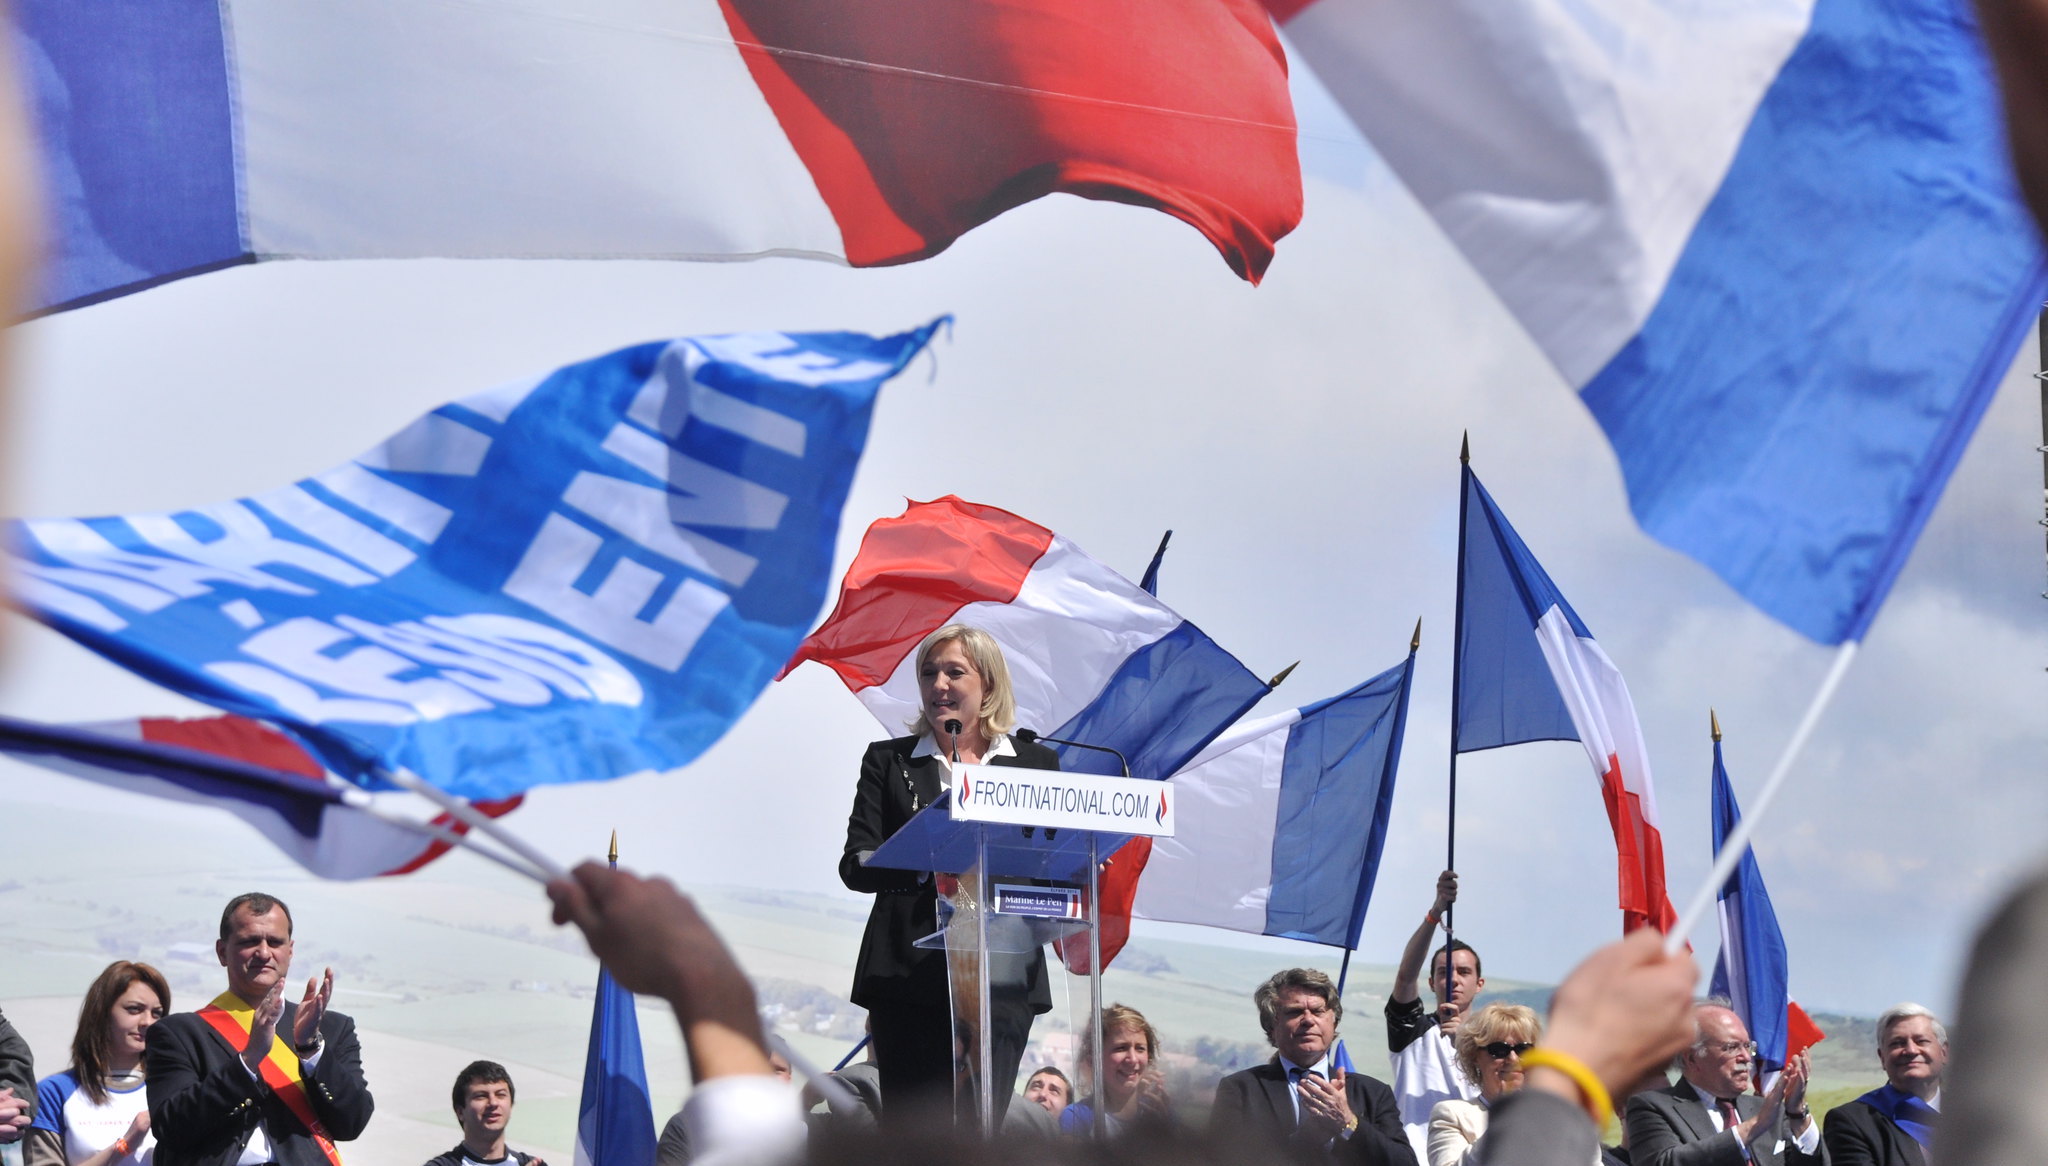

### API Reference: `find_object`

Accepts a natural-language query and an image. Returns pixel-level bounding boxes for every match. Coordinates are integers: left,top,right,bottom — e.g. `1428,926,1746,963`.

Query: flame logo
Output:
1156,788,1168,824
962,773,973,803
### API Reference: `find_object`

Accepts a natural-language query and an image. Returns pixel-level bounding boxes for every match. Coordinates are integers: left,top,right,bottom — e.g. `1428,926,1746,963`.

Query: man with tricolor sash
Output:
146,893,374,1166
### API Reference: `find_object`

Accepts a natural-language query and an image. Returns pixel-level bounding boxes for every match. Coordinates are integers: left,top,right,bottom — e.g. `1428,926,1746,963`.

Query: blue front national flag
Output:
574,967,657,1166
7,322,943,800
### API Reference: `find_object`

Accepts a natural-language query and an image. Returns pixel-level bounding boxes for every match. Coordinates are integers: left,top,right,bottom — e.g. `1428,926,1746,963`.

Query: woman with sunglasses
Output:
1428,1003,1542,1166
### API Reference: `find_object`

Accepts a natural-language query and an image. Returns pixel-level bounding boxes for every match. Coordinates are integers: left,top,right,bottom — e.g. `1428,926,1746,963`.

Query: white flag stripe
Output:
228,0,844,261
1132,722,1296,932
1281,0,1811,386
853,534,1183,736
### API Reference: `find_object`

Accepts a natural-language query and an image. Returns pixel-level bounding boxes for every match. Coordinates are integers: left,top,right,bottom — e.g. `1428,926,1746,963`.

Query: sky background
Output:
0,60,2042,1029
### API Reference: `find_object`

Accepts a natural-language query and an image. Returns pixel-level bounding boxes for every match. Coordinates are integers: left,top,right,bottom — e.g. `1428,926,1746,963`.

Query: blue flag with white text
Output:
1708,736,1790,1072
7,322,944,799
575,967,657,1166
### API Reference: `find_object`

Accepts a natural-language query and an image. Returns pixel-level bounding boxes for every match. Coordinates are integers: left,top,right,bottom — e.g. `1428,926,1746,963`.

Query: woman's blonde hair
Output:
908,624,1017,739
1077,1003,1160,1094
1453,1002,1541,1084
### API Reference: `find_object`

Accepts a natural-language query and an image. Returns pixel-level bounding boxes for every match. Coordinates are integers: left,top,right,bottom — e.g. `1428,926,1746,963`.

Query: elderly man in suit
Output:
1625,1001,1824,1166
147,893,374,1166
1211,967,1417,1165
1822,1004,1944,1166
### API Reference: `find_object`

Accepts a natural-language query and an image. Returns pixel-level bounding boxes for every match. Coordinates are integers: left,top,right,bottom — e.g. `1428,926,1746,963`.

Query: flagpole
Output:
381,766,569,881
1443,434,1471,1006
1664,640,1859,955
1337,618,1422,1001
339,790,548,882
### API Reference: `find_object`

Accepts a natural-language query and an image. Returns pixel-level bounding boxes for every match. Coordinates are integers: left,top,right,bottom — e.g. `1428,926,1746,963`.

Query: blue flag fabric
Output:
1707,737,1791,1071
1138,529,1170,596
7,322,943,799
1453,467,1582,754
575,967,657,1166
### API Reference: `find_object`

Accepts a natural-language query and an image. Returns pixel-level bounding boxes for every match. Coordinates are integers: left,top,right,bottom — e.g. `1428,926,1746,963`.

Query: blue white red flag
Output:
1707,732,1792,1074
1269,0,2046,643
17,0,1300,313
1130,654,1416,948
574,967,658,1166
782,496,1269,785
0,713,520,879
7,323,942,799
1456,467,1677,934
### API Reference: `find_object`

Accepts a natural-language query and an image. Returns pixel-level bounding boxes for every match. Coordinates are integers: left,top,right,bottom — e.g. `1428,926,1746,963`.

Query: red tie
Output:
1718,1097,1743,1132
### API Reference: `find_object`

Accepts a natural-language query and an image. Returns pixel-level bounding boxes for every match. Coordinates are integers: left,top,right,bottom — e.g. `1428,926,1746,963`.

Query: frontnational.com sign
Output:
950,763,1175,837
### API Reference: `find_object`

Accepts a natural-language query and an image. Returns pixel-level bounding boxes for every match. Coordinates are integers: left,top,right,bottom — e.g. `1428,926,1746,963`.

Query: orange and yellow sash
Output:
196,991,344,1166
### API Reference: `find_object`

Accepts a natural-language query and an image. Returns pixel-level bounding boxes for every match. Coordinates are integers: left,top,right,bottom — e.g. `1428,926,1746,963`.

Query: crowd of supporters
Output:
0,865,1969,1166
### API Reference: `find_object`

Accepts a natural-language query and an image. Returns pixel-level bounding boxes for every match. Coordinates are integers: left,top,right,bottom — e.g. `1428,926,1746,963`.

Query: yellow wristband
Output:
1519,1047,1613,1128
110,1138,131,1157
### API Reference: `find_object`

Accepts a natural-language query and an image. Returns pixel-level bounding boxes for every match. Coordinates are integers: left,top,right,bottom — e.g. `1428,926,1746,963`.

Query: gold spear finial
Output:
1460,431,1470,465
1710,710,1722,743
1410,617,1422,652
1266,661,1299,689
608,829,619,867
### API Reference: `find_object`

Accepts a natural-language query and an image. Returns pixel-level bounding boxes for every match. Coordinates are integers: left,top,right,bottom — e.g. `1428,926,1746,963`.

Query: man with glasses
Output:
1211,968,1416,1165
1626,1000,1825,1166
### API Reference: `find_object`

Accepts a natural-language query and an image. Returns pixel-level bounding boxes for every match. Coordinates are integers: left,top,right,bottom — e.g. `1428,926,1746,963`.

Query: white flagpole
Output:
339,789,549,883
1664,640,1859,955
380,767,570,882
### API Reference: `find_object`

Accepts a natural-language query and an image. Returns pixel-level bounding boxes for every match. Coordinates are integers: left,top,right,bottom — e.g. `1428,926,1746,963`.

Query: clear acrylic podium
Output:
863,763,1176,1136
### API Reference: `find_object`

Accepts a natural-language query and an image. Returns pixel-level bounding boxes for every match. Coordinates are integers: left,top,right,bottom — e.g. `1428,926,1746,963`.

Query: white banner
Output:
950,763,1175,837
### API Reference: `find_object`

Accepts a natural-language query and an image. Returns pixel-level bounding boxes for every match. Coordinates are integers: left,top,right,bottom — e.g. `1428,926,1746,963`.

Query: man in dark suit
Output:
1210,967,1416,1165
1822,1004,1944,1166
1626,1001,1824,1166
147,892,374,1166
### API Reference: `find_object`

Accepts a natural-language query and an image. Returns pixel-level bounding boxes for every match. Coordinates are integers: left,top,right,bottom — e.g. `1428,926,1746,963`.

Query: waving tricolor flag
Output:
1130,648,1415,949
1269,0,2045,644
783,496,1269,785
1454,464,1676,934
19,0,1301,313
1708,716,1825,1078
0,713,519,879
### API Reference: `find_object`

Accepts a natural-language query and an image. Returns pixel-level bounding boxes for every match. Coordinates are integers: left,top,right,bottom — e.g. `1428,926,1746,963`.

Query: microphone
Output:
944,718,963,765
1013,728,1131,778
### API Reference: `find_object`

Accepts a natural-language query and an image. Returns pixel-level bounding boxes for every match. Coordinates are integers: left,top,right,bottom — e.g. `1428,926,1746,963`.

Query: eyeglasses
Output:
1482,1042,1535,1060
1703,1040,1758,1058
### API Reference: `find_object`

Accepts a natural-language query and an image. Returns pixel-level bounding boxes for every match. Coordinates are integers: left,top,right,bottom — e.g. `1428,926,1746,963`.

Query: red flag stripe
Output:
138,715,326,779
1056,835,1155,973
1596,753,1679,935
780,496,1055,689
717,0,1303,281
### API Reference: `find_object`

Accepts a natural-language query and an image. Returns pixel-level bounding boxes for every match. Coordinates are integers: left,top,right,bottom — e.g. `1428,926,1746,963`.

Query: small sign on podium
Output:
949,763,1176,836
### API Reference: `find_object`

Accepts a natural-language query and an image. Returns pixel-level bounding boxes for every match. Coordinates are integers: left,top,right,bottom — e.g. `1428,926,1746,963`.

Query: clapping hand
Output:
292,968,333,1053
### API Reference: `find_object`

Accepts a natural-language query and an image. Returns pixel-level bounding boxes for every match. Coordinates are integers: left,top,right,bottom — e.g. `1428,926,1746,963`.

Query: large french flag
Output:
782,496,1269,785
0,713,521,879
18,0,1302,314
1456,467,1676,934
1269,0,2046,644
1131,651,1415,947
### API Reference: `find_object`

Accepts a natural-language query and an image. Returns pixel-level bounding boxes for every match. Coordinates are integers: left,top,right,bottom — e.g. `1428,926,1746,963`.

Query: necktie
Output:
1291,1067,1322,1127
1718,1097,1743,1135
